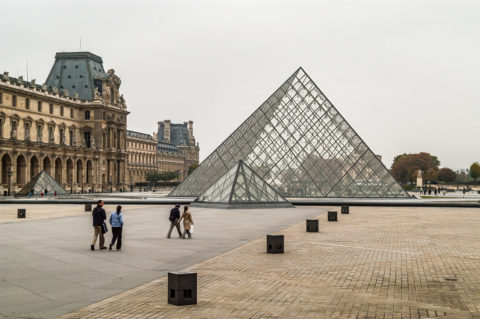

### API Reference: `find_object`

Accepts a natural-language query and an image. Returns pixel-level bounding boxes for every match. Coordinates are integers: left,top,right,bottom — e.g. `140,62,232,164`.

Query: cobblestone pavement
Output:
58,207,480,319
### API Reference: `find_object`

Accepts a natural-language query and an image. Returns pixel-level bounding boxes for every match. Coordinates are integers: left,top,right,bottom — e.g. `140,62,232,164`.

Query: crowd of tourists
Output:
419,187,447,196
90,200,194,251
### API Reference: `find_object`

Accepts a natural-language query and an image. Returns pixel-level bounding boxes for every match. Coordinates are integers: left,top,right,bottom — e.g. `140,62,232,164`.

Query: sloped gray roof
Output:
45,52,107,101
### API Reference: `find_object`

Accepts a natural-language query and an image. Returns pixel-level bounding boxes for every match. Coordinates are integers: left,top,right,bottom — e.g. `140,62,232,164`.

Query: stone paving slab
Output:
0,204,322,318
58,207,480,319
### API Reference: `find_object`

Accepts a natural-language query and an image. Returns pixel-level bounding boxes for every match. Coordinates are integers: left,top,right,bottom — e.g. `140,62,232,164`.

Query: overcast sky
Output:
1,0,478,169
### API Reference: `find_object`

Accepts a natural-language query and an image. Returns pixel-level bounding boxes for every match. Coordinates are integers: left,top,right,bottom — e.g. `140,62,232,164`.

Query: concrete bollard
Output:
328,211,337,222
168,272,197,306
267,235,284,254
306,219,319,232
17,209,26,218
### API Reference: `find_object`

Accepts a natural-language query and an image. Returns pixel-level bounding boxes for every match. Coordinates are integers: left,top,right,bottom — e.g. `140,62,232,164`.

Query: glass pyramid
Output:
171,67,409,199
17,170,69,196
192,160,293,208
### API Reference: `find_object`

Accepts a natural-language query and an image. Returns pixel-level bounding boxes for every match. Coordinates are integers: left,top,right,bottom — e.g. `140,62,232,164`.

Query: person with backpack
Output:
179,205,194,239
109,205,124,251
167,204,182,239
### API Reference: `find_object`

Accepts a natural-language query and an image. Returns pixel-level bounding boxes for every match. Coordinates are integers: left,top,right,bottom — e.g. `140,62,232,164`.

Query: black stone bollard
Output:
267,235,284,254
168,272,197,306
306,219,319,232
328,211,337,222
341,205,349,214
85,204,92,212
17,209,26,218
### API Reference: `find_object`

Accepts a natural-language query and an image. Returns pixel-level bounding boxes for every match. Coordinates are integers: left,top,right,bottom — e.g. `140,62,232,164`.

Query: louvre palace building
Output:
0,51,199,194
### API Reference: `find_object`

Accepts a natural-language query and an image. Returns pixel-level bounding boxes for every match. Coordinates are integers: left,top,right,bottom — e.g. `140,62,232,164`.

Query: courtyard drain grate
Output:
444,278,458,281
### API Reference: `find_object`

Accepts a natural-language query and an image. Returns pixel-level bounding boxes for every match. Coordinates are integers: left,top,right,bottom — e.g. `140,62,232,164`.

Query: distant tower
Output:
416,170,423,187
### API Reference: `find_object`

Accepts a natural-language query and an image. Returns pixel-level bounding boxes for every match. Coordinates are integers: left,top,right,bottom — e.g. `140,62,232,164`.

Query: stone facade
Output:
126,130,157,186
0,52,129,194
126,121,199,187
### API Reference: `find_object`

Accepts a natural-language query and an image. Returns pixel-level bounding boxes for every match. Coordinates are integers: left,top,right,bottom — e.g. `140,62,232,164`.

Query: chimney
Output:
188,120,195,144
164,120,171,143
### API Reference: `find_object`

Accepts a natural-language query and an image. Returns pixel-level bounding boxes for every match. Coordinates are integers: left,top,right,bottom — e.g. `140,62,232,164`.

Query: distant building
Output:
126,130,157,186
0,51,129,194
125,120,199,187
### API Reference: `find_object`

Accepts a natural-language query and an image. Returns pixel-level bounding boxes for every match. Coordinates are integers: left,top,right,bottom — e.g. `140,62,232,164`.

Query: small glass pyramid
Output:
192,160,293,208
171,67,408,199
16,170,69,196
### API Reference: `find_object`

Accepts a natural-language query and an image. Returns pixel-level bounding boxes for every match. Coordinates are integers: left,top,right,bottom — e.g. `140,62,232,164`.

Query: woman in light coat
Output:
179,205,194,239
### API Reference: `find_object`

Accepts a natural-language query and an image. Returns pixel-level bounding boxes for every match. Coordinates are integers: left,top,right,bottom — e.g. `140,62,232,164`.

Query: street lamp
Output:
7,168,13,196
130,174,133,192
110,175,113,193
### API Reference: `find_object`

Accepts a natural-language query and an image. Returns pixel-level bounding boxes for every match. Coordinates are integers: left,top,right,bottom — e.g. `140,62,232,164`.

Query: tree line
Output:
390,152,480,185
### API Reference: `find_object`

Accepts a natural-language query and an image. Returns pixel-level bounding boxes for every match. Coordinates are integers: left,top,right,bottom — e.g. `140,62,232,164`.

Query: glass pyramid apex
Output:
193,160,293,208
16,170,69,196
172,67,409,199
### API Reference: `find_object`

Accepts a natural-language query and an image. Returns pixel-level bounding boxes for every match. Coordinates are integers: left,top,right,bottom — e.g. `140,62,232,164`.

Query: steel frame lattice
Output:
193,160,292,208
170,68,409,199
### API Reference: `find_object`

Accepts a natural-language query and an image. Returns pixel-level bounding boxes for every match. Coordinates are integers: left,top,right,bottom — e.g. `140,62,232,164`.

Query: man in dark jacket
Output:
167,204,182,239
91,200,107,250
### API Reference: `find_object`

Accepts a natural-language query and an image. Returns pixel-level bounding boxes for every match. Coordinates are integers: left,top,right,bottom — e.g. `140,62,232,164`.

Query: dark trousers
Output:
110,227,123,249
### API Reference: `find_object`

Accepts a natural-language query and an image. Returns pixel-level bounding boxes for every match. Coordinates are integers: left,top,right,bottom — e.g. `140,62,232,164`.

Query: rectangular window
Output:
83,131,91,148
48,127,54,143
69,130,73,145
60,128,64,144
0,92,3,104
85,110,90,120
70,108,74,118
38,101,42,112
12,95,17,107
37,125,42,142
25,98,30,110
49,104,53,114
60,106,64,116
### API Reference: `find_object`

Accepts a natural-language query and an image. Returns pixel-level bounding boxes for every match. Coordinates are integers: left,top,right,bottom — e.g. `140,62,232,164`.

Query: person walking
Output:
179,205,194,239
109,205,124,251
167,204,182,239
91,200,107,251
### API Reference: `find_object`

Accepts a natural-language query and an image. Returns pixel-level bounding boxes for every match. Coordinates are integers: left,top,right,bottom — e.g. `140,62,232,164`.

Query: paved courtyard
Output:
0,204,321,319
56,206,480,319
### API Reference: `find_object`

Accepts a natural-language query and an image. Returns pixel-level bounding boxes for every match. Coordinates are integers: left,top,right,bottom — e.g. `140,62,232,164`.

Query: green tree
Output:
188,164,199,176
470,162,480,183
158,171,180,181
391,152,440,185
145,171,162,183
437,168,456,183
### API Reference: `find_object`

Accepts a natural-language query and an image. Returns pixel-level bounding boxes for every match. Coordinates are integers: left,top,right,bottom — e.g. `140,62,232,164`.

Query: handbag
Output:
101,222,108,234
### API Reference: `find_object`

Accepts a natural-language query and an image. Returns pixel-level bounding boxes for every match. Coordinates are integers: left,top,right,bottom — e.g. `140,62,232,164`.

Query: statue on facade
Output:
17,76,24,85
91,138,96,148
2,72,9,81
10,127,17,139
72,133,77,146
37,128,43,142
52,86,59,94
41,83,47,91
